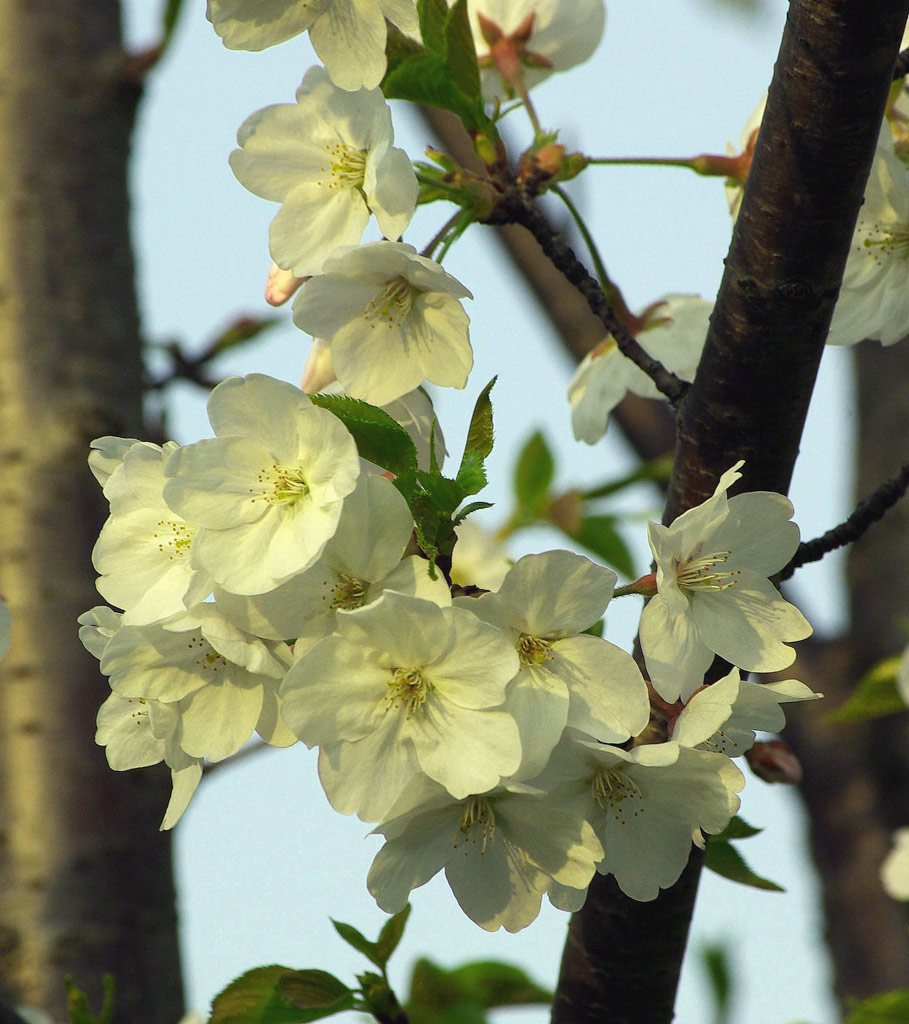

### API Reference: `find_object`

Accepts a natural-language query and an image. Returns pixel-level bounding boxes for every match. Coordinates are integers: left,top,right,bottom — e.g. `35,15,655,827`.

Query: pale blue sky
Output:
118,1,854,1021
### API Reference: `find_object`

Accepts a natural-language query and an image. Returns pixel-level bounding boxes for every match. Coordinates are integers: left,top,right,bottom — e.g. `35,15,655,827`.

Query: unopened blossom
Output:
450,519,511,591
92,440,212,625
292,241,472,406
881,829,909,901
462,0,605,102
462,551,650,776
81,607,203,830
230,67,418,278
99,603,296,763
541,729,743,902
568,295,710,444
367,775,602,932
640,461,811,703
280,590,521,820
163,374,359,595
265,262,306,307
673,667,821,757
214,473,446,641
207,0,419,91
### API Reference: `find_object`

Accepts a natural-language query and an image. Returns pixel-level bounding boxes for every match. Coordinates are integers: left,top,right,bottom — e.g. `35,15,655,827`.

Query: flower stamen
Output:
385,667,430,716
364,277,416,330
592,765,643,822
676,551,740,592
454,795,496,853
248,463,310,506
516,633,554,666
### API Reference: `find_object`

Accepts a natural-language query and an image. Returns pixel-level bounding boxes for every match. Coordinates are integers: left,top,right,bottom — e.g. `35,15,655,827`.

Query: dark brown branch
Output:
781,461,909,580
895,47,909,80
552,3,909,1022
492,199,688,404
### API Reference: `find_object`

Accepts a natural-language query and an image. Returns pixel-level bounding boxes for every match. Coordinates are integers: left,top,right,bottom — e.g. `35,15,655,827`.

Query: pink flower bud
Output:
265,262,306,307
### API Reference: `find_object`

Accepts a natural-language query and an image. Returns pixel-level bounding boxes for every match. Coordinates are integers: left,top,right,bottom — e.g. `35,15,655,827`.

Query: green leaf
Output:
460,377,496,466
704,839,784,892
582,619,604,638
513,430,555,519
309,395,418,478
418,0,448,53
65,975,115,1024
210,315,282,356
844,989,909,1024
384,24,427,77
444,0,482,103
569,515,636,578
331,919,381,968
375,904,411,968
161,0,188,53
827,656,905,724
452,500,494,527
279,971,356,1014
445,961,552,1008
711,814,762,842
700,942,733,1024
382,53,489,132
209,966,350,1024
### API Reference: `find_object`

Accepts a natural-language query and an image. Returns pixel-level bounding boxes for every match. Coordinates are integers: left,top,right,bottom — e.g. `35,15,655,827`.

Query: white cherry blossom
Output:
640,461,812,702
99,603,296,763
162,374,359,595
292,241,472,406
92,440,212,625
81,607,203,830
230,67,417,278
206,0,419,91
461,551,650,776
280,590,521,820
367,775,602,932
568,295,710,444
673,667,821,756
540,730,743,902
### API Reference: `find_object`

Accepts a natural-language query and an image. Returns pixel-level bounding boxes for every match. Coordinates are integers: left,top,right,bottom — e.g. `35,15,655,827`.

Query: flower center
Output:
454,795,496,853
329,571,368,610
319,142,368,190
516,633,553,666
186,634,229,674
364,277,416,330
385,667,430,716
675,551,739,592
858,221,909,263
592,765,644,821
249,463,310,507
153,518,195,561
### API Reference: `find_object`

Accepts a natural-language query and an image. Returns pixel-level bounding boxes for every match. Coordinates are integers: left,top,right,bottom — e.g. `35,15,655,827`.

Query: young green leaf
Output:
375,904,412,968
460,377,496,467
513,430,555,518
330,919,381,968
309,395,419,478
844,988,909,1024
827,656,905,724
418,0,448,54
704,840,784,892
444,0,482,108
278,971,355,1014
711,815,763,842
209,965,347,1024
568,515,635,579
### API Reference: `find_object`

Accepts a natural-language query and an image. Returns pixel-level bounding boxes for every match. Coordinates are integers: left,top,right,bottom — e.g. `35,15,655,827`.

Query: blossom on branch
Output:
206,0,419,91
230,67,417,278
279,591,521,820
568,294,709,444
367,775,602,932
639,461,811,702
162,374,359,595
292,242,473,405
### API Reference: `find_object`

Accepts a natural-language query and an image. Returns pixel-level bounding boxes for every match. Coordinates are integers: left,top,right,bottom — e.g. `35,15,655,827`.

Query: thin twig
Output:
494,198,687,403
781,461,909,580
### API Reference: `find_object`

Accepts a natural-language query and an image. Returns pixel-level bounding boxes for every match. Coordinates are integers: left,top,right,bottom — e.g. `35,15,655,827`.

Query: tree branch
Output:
552,3,909,1021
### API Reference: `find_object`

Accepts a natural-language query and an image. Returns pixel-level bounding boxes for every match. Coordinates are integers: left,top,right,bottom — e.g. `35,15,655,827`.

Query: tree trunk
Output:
0,2,184,1020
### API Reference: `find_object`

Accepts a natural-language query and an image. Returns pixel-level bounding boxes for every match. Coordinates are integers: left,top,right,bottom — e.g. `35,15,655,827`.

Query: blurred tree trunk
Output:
0,2,183,1021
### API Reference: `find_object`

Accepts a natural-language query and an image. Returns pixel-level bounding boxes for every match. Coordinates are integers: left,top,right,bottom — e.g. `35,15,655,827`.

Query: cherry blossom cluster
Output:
80,0,825,933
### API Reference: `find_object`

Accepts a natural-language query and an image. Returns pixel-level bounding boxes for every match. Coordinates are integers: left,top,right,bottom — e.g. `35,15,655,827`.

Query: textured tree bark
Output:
0,2,184,1021
551,2,909,1021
